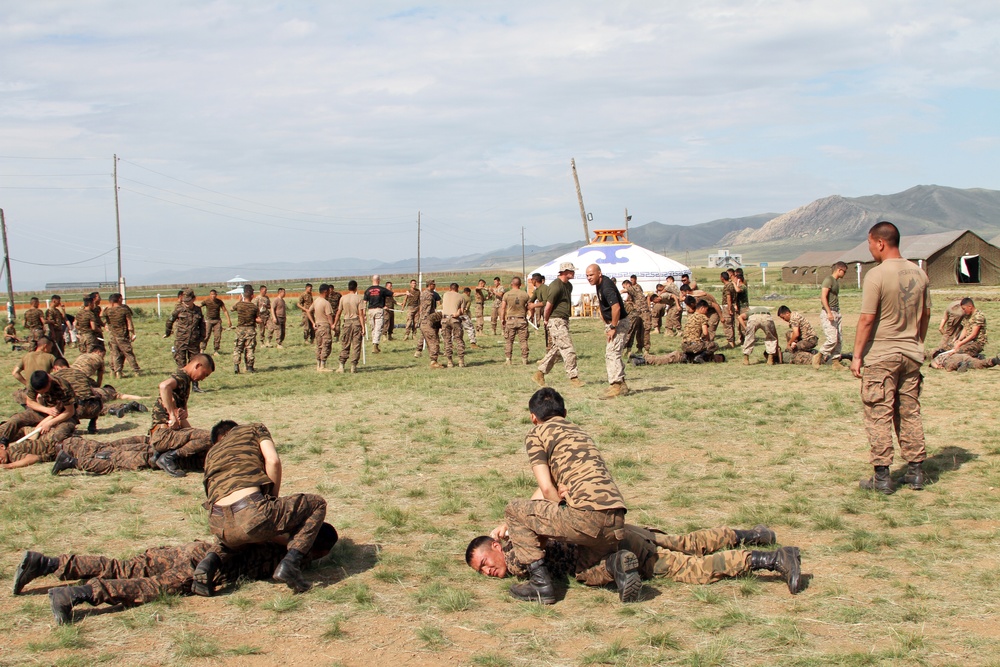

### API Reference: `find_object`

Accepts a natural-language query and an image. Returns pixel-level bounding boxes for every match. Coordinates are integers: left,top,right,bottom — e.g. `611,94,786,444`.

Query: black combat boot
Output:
234,364,241,374
859,466,894,495
508,559,555,604
733,525,776,547
49,585,93,625
107,404,128,418
192,552,222,597
192,381,203,393
155,450,186,478
630,354,646,366
605,550,642,603
273,549,311,593
129,401,148,413
750,547,803,594
13,551,59,594
51,451,77,475
903,461,925,491
246,364,256,374
87,418,98,434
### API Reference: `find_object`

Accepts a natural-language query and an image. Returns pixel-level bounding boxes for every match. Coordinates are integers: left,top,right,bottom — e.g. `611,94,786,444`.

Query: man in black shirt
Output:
363,275,392,353
585,264,632,398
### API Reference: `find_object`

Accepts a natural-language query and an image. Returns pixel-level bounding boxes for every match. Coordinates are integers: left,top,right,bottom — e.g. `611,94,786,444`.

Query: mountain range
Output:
129,185,1000,285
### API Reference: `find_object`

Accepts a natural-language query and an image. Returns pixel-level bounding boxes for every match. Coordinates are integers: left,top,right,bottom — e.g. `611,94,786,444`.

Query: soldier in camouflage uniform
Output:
951,298,987,357
45,295,68,357
298,283,315,343
306,284,335,371
148,354,215,477
662,276,683,335
720,272,738,348
930,350,1000,372
500,277,530,365
75,296,99,353
681,299,719,361
473,279,489,333
469,523,802,594
102,293,141,378
51,434,152,475
327,283,342,342
401,280,419,340
164,289,206,374
254,286,273,346
931,299,964,355
741,307,780,365
200,289,232,355
494,388,640,603
533,265,584,388
193,421,328,596
630,350,727,366
852,222,930,495
232,286,260,374
0,371,78,469
334,280,365,373
777,306,819,353
490,276,505,335
460,288,480,347
13,524,337,624
22,297,45,345
414,280,443,368
625,275,652,355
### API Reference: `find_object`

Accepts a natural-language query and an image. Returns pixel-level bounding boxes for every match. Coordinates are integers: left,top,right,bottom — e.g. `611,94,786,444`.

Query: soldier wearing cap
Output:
532,263,584,388
165,289,207,382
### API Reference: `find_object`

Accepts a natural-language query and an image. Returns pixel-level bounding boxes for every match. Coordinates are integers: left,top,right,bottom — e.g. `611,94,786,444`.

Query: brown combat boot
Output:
429,361,443,369
859,466,895,495
13,551,59,595
749,547,803,594
733,525,776,546
605,550,642,602
508,560,555,604
336,363,344,373
569,377,585,388
532,370,546,387
49,585,93,625
903,462,925,490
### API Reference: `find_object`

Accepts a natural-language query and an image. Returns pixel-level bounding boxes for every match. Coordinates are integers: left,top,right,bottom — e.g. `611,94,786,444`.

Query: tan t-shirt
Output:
502,288,529,318
339,293,363,321
309,296,333,329
440,291,465,317
860,258,930,363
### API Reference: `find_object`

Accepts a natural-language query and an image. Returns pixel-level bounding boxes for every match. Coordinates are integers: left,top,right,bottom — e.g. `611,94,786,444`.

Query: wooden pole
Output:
571,158,589,242
416,211,421,288
624,207,629,240
0,209,14,322
521,226,526,279
113,154,125,301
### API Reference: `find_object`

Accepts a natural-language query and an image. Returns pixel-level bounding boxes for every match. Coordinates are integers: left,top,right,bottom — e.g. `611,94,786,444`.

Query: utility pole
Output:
416,211,422,288
571,158,589,242
624,207,631,240
0,209,14,322
521,226,526,279
113,154,125,301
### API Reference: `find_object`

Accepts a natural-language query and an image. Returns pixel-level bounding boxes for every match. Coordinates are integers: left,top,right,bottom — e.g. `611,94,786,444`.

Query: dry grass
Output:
2,276,1000,666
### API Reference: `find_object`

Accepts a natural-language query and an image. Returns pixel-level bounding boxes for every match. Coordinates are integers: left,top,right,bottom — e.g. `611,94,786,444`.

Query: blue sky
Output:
1,1,998,287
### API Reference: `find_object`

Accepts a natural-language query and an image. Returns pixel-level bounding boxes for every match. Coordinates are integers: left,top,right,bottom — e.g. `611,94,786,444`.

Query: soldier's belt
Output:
211,491,265,516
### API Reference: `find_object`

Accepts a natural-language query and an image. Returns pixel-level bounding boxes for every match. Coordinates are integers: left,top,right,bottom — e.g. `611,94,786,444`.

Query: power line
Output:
10,248,117,267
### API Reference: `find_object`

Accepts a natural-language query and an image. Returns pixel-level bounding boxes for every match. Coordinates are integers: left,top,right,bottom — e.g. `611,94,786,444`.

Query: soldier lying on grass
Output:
12,523,338,625
467,524,804,597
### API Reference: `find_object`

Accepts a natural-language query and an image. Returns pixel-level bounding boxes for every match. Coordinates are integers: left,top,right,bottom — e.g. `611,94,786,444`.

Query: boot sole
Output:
13,551,35,595
612,551,642,603
508,588,555,604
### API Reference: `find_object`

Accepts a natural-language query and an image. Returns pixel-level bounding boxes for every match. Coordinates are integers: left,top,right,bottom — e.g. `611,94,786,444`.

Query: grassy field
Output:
2,277,1000,667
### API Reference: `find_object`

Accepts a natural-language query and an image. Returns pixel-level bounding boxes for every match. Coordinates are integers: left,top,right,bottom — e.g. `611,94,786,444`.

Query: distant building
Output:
782,230,1000,286
707,249,742,269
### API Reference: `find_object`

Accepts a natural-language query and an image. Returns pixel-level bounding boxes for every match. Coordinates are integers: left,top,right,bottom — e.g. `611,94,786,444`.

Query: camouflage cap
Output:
426,279,436,285
182,288,196,303
558,262,577,273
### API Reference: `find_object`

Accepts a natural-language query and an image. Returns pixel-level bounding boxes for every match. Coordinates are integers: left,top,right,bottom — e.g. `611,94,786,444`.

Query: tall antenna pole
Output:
0,209,15,322
113,154,124,300
571,158,589,242
521,226,526,279
416,211,422,287
624,207,629,240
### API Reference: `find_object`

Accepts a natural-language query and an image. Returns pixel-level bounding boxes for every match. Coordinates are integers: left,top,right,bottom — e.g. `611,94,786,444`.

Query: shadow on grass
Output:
95,420,140,435
313,537,379,585
892,446,977,485
627,385,674,396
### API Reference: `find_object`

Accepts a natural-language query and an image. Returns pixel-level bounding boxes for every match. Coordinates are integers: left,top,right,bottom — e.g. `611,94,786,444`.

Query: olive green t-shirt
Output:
545,279,573,320
860,258,930,364
820,275,840,312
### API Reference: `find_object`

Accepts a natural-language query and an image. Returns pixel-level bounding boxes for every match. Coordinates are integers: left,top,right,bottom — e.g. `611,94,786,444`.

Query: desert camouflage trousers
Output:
681,339,718,355
150,425,212,459
404,307,419,337
417,320,440,362
622,525,751,584
819,312,843,358
474,303,485,332
605,315,631,384
491,302,502,334
861,354,926,467
441,316,465,362
934,352,994,371
645,350,687,365
505,499,625,585
302,314,315,342
61,435,151,475
721,312,736,347
786,330,818,352
233,325,257,369
650,303,665,331
788,351,816,365
339,320,363,366
504,317,529,361
58,542,211,605
314,324,332,362
537,318,578,379
956,340,985,357
664,305,681,334
938,313,964,350
208,493,327,556
201,318,223,353
461,315,477,344
108,332,141,374
742,315,778,356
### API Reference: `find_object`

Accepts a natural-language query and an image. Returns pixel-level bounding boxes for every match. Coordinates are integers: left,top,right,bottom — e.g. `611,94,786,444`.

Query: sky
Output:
1,1,998,288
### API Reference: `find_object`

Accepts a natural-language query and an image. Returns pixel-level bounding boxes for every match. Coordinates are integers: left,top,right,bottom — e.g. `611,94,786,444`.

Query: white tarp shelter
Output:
226,275,249,285
529,229,690,304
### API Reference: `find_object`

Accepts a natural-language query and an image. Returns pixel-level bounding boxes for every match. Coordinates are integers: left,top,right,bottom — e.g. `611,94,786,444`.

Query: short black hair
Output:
869,221,900,247
30,297,39,305
51,294,61,301
83,296,93,307
243,285,254,296
319,283,330,294
493,276,501,282
684,295,696,308
211,419,239,444
696,299,709,311
961,297,975,307
833,261,848,271
305,283,312,288
679,284,691,293
777,305,791,317
192,353,215,372
109,293,122,303
29,370,50,392
53,358,69,369
348,280,358,291
465,535,494,565
177,290,184,297
720,272,730,281
528,387,567,422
